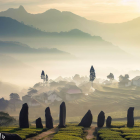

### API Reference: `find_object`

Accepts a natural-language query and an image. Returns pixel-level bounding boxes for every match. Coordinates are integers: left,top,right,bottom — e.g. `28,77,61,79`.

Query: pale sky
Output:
0,0,140,23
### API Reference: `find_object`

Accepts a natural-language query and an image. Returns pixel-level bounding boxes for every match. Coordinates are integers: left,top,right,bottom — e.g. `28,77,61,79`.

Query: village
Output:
1,66,140,112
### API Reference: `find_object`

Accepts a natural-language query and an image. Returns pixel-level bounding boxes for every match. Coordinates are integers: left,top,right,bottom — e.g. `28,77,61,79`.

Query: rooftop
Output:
132,76,140,81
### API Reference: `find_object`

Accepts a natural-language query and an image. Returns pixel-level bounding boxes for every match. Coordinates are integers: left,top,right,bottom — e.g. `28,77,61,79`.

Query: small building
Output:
47,92,62,103
66,88,83,101
132,76,140,87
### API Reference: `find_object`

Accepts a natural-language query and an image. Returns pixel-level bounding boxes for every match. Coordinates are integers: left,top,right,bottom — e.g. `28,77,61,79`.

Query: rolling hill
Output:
0,6,99,33
0,17,94,38
0,40,74,55
0,6,140,56
0,17,136,63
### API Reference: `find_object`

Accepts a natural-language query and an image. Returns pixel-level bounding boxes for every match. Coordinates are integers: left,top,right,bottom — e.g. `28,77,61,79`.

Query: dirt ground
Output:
84,126,96,140
26,126,59,140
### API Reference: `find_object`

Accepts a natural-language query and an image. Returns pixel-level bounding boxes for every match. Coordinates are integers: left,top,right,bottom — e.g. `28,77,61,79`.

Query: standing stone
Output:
1,133,22,140
36,117,43,128
19,103,29,128
97,111,105,127
45,107,53,129
78,110,93,127
106,116,112,127
127,107,134,127
59,102,66,128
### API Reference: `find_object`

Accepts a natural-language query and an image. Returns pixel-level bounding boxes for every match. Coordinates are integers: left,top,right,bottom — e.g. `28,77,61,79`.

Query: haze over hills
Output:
1,6,140,57
0,6,100,33
0,54,29,68
0,17,93,38
0,80,22,99
0,40,74,55
0,16,134,63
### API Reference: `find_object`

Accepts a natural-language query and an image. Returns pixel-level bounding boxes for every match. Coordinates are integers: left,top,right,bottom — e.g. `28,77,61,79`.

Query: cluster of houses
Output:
22,85,83,107
21,75,140,107
120,76,140,87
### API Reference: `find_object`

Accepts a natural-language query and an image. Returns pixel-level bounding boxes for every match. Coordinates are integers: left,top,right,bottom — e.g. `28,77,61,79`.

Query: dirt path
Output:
26,127,59,140
84,126,96,140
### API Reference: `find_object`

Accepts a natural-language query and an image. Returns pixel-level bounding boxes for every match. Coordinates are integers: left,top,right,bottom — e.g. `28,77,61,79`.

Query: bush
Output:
52,125,85,140
0,112,16,126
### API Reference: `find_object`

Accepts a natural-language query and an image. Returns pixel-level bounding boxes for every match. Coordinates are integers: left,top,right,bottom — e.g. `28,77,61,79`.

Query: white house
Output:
47,92,62,103
132,76,140,87
28,99,40,107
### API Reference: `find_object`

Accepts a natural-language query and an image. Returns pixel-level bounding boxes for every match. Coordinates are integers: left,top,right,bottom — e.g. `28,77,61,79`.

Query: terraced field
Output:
52,124,86,140
97,123,140,140
68,86,140,121
0,126,47,139
0,124,88,140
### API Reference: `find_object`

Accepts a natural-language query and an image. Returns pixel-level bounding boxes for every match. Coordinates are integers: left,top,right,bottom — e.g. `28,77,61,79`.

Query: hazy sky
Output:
0,0,140,23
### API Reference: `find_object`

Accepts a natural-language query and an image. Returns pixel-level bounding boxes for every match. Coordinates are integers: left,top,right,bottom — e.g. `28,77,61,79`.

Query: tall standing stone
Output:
45,107,53,129
127,107,134,127
97,111,105,127
36,117,43,128
78,110,93,127
59,102,66,128
19,103,29,128
106,116,112,127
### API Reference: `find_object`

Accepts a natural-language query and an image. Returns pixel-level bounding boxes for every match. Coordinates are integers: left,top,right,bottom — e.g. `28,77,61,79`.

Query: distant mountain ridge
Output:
0,40,72,54
0,16,135,63
0,6,140,57
0,6,100,33
0,17,98,38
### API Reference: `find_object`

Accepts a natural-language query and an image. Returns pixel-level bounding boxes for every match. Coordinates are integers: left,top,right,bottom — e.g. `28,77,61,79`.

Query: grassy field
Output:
5,84,140,126
0,124,87,140
0,126,47,139
52,124,86,140
2,122,140,140
97,122,140,140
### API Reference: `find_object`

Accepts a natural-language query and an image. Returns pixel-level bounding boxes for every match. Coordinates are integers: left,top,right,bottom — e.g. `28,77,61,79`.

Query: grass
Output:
0,126,47,139
52,124,86,140
0,124,87,140
0,111,16,126
97,122,140,140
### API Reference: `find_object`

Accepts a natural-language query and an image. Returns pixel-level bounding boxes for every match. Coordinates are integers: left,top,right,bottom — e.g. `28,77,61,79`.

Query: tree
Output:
27,88,38,96
119,75,124,82
119,74,130,87
0,98,9,111
119,74,129,82
125,74,129,79
107,73,114,81
10,93,20,100
9,93,20,111
33,82,42,89
0,112,16,126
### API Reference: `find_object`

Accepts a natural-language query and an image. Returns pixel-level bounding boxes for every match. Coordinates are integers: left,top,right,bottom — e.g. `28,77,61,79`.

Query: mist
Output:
0,6,140,133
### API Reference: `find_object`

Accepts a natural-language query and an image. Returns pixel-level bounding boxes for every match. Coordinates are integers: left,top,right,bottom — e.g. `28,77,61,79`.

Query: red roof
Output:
67,89,82,94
